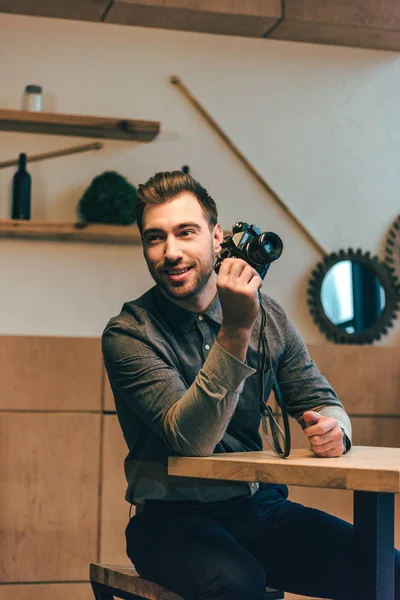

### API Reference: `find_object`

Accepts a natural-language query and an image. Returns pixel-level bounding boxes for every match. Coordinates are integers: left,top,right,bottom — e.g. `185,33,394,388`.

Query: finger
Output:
310,436,338,450
310,432,341,449
230,260,257,281
237,264,261,285
304,417,337,436
312,445,337,457
313,445,344,458
238,263,256,279
306,426,342,446
246,272,263,293
303,410,321,428
219,259,260,288
217,257,238,278
309,429,343,450
217,258,246,282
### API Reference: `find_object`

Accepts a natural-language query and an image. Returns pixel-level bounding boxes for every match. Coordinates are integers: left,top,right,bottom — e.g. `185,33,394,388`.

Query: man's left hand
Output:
303,410,345,457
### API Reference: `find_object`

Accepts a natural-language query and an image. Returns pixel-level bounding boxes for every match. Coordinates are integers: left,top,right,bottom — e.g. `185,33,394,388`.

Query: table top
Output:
168,446,400,493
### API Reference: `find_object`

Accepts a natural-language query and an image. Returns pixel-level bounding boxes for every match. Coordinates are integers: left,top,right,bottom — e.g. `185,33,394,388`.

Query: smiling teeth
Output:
167,268,190,275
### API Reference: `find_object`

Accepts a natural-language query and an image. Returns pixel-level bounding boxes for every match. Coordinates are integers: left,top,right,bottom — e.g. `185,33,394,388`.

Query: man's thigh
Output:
126,512,268,600
248,499,400,600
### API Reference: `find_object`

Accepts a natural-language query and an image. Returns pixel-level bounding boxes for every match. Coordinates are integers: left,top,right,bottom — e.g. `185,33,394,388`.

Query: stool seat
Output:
90,563,182,599
90,563,284,600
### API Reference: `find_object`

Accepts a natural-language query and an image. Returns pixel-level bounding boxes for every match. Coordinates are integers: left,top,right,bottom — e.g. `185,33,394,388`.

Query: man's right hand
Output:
216,258,262,361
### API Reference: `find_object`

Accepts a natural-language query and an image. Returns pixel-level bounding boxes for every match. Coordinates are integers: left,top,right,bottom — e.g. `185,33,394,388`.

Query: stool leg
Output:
91,581,114,600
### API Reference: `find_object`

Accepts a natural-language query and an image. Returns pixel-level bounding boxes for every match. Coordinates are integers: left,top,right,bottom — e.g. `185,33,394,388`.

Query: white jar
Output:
23,85,43,112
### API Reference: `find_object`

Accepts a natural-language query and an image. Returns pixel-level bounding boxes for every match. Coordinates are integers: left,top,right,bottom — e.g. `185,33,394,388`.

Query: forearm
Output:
165,257,260,454
163,341,255,456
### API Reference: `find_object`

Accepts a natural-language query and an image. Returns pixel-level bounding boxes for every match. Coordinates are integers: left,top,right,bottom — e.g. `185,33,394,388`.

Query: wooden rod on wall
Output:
0,142,103,170
170,75,327,257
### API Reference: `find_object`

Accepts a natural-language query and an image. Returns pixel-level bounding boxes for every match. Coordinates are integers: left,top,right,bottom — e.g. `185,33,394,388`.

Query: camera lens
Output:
247,232,283,265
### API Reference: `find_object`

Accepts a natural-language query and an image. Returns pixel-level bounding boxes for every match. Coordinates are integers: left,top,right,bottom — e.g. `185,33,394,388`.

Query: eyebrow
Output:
175,222,202,231
143,222,202,237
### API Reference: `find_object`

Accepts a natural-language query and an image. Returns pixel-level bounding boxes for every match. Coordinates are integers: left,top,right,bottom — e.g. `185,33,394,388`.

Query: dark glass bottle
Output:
11,153,31,219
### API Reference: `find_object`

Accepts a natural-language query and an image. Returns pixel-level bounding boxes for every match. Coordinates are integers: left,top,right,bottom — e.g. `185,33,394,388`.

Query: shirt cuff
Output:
204,340,256,391
317,405,352,451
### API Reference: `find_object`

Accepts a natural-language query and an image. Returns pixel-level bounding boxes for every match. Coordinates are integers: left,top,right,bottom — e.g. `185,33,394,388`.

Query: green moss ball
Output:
78,171,137,225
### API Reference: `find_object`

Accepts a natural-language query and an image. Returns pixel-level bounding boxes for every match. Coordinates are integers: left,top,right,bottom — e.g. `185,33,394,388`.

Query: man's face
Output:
142,192,222,306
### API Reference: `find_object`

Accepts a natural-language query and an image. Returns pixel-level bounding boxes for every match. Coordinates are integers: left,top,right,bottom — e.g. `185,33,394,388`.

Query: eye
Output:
179,229,195,238
145,233,164,245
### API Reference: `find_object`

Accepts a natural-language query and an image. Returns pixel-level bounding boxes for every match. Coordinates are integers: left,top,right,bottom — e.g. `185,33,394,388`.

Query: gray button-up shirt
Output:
102,286,351,505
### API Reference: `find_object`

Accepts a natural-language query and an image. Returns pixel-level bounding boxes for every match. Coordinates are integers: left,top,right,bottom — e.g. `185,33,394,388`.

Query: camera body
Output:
214,222,283,280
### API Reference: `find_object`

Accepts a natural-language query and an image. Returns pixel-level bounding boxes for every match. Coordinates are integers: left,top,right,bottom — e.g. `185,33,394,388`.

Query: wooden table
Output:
168,446,400,600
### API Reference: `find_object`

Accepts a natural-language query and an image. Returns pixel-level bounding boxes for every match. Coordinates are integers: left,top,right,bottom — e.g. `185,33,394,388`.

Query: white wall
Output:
1,13,400,343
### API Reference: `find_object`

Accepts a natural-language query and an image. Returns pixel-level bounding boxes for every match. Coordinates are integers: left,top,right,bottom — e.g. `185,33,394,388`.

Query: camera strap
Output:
258,296,291,458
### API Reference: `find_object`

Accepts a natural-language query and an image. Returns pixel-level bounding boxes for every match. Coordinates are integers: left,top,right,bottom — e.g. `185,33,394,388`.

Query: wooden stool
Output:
90,563,285,599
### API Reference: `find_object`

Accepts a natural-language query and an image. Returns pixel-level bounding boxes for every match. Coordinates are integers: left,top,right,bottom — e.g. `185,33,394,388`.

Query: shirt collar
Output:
152,286,222,333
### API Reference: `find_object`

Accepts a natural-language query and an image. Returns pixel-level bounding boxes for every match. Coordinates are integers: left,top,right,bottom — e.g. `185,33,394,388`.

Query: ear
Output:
213,223,224,254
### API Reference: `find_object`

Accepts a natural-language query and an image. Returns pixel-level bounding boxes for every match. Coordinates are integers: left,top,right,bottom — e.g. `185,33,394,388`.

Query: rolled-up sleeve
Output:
102,319,255,456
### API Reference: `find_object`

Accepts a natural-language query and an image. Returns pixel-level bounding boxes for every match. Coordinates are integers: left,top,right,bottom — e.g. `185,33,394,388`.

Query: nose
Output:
164,234,183,264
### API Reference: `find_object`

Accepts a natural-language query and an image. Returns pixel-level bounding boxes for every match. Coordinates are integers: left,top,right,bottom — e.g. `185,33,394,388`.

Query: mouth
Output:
163,266,193,283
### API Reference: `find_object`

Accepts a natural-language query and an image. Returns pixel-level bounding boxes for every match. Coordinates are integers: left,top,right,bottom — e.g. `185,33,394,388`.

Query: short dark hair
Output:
136,170,218,235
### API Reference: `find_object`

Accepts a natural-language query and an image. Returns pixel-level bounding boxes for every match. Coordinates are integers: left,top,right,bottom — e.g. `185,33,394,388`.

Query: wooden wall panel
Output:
352,416,400,447
0,0,110,21
271,21,400,52
100,415,132,565
103,369,115,412
0,412,101,582
0,583,92,600
306,344,400,416
0,336,102,411
269,0,400,51
110,0,281,16
106,0,281,38
1,0,400,52
283,0,400,29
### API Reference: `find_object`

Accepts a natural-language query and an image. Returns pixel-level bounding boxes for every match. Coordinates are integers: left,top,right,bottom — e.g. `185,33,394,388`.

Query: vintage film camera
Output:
214,222,283,280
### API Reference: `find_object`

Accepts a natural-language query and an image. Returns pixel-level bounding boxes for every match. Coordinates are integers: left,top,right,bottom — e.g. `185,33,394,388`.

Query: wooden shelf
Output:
0,219,142,245
0,109,160,142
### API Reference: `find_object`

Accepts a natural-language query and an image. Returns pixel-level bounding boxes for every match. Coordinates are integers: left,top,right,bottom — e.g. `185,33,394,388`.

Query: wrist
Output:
340,428,351,454
217,326,251,362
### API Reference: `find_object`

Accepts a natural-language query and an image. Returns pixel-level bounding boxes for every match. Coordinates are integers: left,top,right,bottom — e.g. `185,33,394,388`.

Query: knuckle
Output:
243,263,255,274
314,448,325,456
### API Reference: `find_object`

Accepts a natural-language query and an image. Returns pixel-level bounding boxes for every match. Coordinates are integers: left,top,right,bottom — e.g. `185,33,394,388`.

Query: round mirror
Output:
308,249,399,344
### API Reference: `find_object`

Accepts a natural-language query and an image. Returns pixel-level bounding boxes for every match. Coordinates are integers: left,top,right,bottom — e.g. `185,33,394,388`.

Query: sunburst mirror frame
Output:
385,214,400,284
307,248,400,345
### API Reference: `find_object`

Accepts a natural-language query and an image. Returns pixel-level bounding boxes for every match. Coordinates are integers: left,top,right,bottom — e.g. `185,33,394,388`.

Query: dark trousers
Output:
126,485,400,600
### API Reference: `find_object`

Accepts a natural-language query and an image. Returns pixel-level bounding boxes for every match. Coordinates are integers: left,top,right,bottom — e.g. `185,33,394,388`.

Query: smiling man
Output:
102,170,399,600
141,192,222,308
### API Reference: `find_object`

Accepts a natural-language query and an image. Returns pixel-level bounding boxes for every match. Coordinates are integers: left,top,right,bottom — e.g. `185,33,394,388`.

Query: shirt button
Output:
205,344,210,351
198,315,204,321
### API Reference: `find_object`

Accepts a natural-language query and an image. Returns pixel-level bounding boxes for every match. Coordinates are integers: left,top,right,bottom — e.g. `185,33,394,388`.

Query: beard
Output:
157,263,214,301
147,239,216,302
